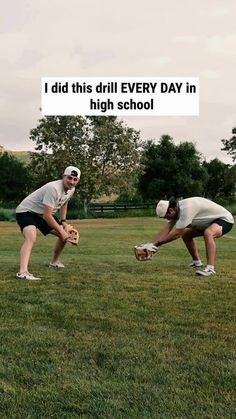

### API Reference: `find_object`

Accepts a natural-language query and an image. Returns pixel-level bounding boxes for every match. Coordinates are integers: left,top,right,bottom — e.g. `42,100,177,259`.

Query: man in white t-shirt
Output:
15,166,81,280
151,197,234,276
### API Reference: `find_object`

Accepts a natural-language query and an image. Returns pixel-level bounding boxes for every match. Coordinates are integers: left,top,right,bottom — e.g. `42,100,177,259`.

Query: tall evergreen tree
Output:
0,152,31,205
138,135,208,200
203,159,236,199
221,127,236,161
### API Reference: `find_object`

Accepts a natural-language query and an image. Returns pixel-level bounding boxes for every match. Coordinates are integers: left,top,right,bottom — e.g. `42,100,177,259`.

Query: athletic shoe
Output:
49,262,65,268
189,261,203,268
16,271,41,280
195,268,216,276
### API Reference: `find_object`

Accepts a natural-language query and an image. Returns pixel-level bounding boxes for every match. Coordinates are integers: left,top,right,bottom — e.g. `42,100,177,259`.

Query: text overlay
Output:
41,77,199,116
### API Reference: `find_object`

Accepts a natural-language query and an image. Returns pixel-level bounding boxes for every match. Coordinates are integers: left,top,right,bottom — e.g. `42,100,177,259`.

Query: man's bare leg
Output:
48,230,67,265
203,224,222,266
19,225,37,273
181,228,202,261
51,237,67,264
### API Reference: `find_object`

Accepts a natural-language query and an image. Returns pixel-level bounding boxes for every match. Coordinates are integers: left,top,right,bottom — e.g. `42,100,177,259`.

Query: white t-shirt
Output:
16,180,75,215
175,197,234,230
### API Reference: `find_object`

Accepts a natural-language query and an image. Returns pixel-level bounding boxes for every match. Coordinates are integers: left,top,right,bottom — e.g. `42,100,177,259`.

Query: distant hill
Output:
0,147,32,165
11,150,32,165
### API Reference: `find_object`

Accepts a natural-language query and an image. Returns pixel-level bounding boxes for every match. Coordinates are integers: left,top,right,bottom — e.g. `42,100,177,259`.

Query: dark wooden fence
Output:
88,202,156,213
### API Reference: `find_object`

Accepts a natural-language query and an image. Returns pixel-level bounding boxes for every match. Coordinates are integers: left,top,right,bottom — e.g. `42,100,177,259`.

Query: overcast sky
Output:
1,0,235,163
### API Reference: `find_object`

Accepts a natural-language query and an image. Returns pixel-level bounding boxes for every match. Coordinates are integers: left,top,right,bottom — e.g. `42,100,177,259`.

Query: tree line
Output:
0,117,235,210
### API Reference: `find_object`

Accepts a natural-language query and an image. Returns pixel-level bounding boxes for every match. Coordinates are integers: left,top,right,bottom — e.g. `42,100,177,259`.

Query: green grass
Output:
0,218,235,418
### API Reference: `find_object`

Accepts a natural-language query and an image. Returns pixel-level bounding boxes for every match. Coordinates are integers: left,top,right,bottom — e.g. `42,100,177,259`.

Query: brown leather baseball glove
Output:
65,224,79,245
134,243,159,261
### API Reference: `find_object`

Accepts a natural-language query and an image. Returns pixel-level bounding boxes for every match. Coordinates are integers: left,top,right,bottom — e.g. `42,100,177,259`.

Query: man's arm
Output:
59,203,68,223
155,227,185,246
152,220,176,244
43,205,69,241
152,221,185,246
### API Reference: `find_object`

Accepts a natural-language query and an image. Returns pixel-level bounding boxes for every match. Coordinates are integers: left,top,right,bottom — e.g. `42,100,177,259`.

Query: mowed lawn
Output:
0,217,235,418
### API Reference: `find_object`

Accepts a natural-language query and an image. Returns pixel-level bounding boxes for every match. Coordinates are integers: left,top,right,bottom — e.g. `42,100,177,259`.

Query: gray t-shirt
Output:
16,180,75,215
175,197,234,230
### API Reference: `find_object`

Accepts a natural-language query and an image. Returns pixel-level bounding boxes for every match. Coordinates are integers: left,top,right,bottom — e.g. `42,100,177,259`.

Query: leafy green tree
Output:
203,158,236,199
175,142,208,196
138,135,208,200
0,152,31,206
221,127,236,161
29,116,141,212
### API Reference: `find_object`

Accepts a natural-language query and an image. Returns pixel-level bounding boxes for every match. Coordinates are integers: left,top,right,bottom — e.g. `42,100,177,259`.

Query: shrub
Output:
0,208,15,221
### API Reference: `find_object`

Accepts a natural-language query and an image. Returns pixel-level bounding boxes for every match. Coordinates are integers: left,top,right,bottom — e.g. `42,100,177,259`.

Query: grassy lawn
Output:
0,218,235,418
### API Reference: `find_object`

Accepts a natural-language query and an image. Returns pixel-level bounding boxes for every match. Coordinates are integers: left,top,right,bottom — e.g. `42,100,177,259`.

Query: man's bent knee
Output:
204,224,222,239
22,225,37,243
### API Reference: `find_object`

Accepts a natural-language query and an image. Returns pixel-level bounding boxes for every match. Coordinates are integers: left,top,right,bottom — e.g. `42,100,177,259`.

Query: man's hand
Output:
134,243,159,261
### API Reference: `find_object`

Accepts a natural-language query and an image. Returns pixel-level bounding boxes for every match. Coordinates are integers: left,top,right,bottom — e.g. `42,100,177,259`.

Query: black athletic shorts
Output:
194,218,234,236
16,212,61,236
212,218,234,235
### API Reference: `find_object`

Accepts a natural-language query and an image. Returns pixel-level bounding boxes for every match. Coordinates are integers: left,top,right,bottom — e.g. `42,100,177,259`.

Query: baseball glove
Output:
65,224,79,245
134,243,158,261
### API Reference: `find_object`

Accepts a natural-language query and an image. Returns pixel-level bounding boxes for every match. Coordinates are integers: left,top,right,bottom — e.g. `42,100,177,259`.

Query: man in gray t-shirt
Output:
15,166,81,280
150,197,234,276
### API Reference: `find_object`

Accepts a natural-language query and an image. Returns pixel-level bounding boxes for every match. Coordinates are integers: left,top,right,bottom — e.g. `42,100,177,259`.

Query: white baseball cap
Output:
64,166,81,179
156,200,169,218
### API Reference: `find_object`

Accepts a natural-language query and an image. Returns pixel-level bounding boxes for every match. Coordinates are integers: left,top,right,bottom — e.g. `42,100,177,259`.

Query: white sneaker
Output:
195,268,216,276
49,262,65,268
189,261,203,267
16,272,41,280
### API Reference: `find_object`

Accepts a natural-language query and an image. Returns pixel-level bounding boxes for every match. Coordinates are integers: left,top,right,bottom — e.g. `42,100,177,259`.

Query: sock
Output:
206,265,214,271
193,259,202,265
